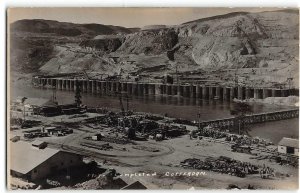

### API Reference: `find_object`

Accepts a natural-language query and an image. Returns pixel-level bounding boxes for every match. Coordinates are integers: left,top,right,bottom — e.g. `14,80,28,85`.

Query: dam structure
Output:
32,76,298,101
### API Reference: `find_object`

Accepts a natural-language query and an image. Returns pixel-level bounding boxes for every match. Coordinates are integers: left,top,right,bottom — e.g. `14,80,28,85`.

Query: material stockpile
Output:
144,114,164,121
23,126,73,139
272,154,299,168
74,169,123,190
180,156,274,178
164,124,188,137
173,118,196,126
74,175,125,190
225,135,273,147
46,179,61,187
195,126,273,147
10,177,38,190
196,127,227,139
145,124,188,139
136,120,159,134
86,107,109,114
118,115,187,139
21,120,42,128
84,115,116,125
118,116,143,129
74,174,112,190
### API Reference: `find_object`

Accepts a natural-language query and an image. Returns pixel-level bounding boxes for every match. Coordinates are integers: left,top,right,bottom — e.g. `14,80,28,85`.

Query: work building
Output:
13,97,49,116
14,97,83,117
278,137,299,156
36,100,61,116
10,140,83,181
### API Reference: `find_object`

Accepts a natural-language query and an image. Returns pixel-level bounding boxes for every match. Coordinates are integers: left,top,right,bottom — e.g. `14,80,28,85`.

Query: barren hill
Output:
9,10,299,88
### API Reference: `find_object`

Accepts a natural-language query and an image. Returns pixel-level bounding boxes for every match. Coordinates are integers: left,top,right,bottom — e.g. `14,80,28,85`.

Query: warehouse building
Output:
10,141,83,181
278,137,299,156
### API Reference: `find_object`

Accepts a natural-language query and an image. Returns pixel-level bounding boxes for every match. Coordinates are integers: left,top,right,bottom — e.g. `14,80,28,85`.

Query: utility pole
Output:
197,110,201,130
21,97,27,123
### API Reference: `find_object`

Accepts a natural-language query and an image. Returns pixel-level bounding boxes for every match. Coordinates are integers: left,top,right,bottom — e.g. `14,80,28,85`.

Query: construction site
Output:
8,8,299,190
9,70,299,190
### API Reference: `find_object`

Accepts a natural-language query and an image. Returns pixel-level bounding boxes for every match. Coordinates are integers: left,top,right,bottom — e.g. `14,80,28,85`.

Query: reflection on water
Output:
249,118,299,144
11,85,299,144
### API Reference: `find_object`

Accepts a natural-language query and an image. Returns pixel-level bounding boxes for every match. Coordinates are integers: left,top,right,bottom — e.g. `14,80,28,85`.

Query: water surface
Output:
11,85,299,144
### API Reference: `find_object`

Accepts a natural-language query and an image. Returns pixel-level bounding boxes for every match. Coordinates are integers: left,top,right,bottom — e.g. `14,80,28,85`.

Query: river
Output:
11,84,299,144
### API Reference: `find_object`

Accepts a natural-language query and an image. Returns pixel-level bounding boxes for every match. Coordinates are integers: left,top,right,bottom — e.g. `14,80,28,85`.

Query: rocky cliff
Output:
9,10,299,87
117,28,178,55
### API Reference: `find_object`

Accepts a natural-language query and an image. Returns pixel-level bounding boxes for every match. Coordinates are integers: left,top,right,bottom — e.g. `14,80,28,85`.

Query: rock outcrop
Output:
79,36,124,53
9,9,299,87
117,28,178,55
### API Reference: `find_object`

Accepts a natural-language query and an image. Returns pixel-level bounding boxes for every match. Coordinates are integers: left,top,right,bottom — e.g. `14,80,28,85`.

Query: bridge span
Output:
198,109,299,131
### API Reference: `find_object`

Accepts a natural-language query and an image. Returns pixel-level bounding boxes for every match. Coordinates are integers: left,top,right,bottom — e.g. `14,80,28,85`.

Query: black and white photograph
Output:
6,7,299,190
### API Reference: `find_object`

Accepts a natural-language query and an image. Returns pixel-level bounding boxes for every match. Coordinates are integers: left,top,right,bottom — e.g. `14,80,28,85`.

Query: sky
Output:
7,7,286,28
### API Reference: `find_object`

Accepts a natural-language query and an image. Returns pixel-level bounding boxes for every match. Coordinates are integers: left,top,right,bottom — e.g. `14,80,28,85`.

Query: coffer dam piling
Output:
32,77,298,101
29,76,299,142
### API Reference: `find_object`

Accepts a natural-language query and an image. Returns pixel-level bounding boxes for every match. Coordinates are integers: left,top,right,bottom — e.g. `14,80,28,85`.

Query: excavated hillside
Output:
117,28,178,55
9,10,299,87
9,19,134,73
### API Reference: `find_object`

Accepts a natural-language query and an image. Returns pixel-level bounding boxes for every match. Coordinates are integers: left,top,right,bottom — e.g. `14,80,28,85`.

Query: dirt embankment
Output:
245,96,299,107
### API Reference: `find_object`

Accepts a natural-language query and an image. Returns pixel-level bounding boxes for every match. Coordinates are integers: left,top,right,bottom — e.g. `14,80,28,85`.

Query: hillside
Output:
9,10,299,87
11,19,133,36
9,19,133,73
